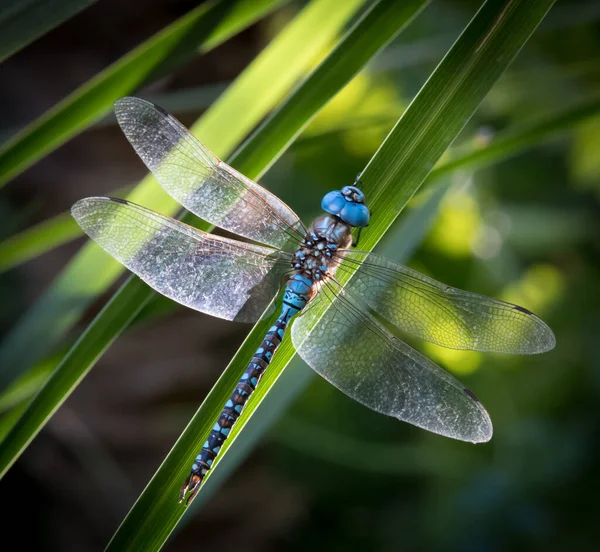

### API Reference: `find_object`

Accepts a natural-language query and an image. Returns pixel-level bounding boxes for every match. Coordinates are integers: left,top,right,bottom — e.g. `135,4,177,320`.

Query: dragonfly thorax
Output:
291,214,352,283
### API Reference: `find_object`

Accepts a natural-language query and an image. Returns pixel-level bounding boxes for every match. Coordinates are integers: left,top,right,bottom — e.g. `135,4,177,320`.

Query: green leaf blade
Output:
0,0,287,187
232,0,430,177
358,0,557,253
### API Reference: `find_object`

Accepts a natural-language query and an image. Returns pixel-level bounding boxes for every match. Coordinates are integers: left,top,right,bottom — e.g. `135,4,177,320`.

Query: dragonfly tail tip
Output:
179,473,202,506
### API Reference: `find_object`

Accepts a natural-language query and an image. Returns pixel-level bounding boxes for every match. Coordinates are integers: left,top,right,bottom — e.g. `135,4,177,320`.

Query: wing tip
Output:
471,414,493,443
528,318,557,355
413,411,493,444
471,430,493,444
114,96,160,129
511,303,556,354
70,196,117,221
462,387,493,443
540,326,557,353
114,95,150,109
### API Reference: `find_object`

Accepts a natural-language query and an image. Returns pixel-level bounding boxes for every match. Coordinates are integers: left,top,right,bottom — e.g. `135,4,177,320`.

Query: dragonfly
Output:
71,97,555,505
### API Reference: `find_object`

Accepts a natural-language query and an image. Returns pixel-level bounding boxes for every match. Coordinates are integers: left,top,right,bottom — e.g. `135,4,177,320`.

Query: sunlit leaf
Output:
0,0,288,187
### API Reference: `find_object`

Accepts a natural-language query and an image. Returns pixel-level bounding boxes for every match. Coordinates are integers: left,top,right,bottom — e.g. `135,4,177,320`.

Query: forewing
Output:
336,251,555,354
291,281,492,444
113,97,305,249
71,197,290,322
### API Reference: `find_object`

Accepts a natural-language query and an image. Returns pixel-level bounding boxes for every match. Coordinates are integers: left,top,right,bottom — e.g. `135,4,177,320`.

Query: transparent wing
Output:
114,97,305,249
335,251,555,354
71,197,291,322
291,280,492,443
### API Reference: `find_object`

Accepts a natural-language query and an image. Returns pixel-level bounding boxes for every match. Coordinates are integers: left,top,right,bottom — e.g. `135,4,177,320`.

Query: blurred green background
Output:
0,0,599,550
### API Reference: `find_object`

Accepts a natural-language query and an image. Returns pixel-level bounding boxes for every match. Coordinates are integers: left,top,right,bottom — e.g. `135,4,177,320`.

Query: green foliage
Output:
0,0,287,186
3,0,600,550
107,0,556,548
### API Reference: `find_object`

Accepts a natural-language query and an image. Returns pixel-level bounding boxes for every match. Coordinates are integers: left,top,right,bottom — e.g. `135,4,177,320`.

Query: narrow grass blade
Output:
101,1,562,549
0,0,97,62
0,0,287,187
103,1,555,550
0,212,79,273
0,405,29,443
428,94,600,179
0,0,364,387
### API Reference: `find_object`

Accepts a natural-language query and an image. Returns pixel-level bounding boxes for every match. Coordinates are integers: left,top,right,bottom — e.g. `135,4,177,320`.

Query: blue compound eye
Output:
341,185,365,203
321,191,345,215
340,202,370,227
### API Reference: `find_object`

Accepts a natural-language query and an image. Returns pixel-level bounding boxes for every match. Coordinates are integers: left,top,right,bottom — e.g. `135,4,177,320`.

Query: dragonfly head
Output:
321,185,370,228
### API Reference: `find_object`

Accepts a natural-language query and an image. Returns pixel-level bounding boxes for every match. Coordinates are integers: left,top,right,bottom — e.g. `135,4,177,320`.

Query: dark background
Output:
1,1,599,550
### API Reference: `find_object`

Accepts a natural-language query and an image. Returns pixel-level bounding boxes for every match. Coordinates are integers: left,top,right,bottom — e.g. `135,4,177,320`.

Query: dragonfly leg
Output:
352,226,363,248
354,172,363,188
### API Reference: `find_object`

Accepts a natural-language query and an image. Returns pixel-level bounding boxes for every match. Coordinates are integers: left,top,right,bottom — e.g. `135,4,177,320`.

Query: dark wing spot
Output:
152,102,169,116
513,305,533,315
108,196,129,205
463,387,480,402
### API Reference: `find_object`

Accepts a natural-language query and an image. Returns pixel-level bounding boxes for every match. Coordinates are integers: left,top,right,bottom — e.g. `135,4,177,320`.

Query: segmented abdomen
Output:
180,304,297,503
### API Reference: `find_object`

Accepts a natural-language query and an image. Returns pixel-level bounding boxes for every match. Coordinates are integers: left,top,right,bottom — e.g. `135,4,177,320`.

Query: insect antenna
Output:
353,171,364,189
